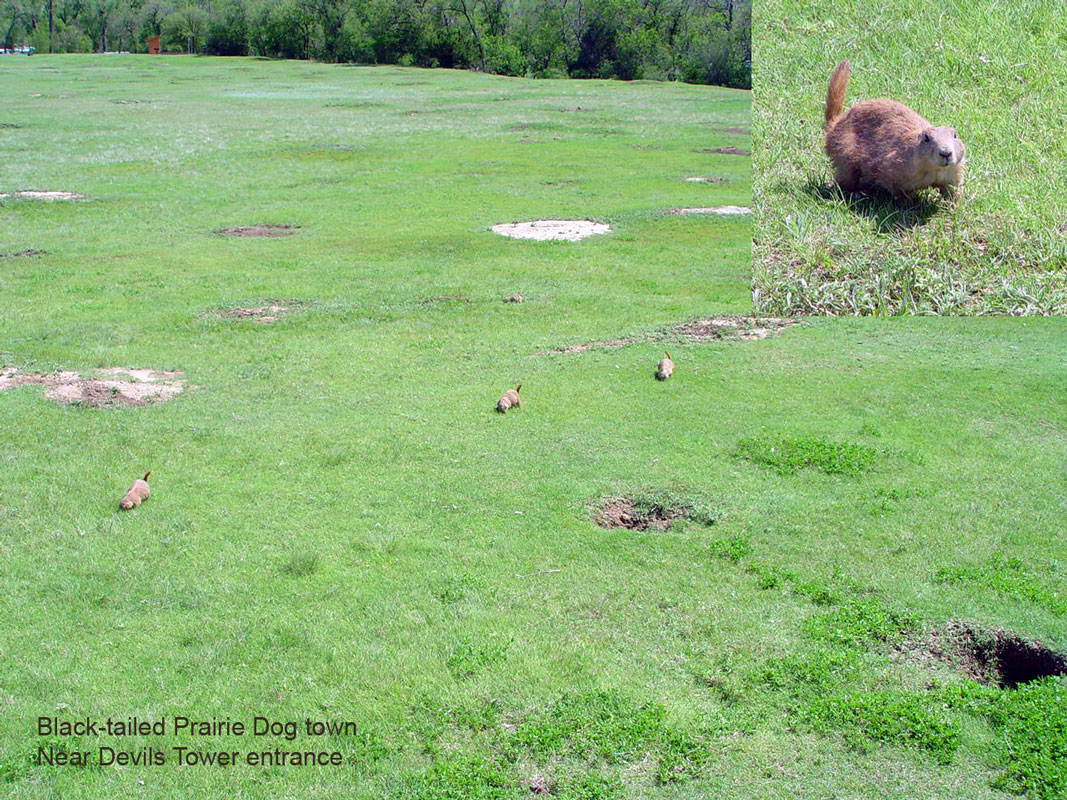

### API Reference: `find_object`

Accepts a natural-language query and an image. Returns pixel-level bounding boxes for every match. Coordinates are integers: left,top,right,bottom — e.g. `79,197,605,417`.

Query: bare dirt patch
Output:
900,621,1067,687
719,127,749,134
543,317,797,355
503,293,524,303
594,496,691,531
0,190,85,201
695,147,750,156
684,176,725,184
216,301,300,322
0,249,46,258
673,316,797,341
0,366,185,408
632,144,663,150
491,220,611,242
668,206,751,215
560,106,591,112
216,224,300,238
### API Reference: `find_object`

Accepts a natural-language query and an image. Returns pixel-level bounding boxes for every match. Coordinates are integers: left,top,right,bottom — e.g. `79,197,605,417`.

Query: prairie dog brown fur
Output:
496,385,521,413
824,59,964,199
656,351,674,380
119,471,151,510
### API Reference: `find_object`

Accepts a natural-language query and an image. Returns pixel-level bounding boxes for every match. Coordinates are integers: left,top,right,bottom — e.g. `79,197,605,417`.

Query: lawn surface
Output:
753,0,1067,315
3,56,1067,800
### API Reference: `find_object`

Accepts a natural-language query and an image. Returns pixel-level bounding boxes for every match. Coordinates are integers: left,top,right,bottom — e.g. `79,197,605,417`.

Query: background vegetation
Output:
0,0,751,87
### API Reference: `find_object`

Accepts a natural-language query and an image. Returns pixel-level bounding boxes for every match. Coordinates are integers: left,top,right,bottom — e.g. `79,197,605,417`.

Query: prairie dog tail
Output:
143,471,151,482
824,59,850,129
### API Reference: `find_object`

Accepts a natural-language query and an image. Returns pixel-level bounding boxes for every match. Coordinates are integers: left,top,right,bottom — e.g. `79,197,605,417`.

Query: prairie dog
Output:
656,351,674,380
496,385,521,413
824,59,964,199
119,472,151,510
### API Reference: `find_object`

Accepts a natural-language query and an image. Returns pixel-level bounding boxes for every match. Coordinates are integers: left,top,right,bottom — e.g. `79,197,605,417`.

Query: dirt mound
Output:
594,496,691,531
0,190,84,201
674,316,797,341
669,206,751,215
217,224,300,238
491,220,611,242
910,621,1067,687
696,147,750,156
719,127,749,134
684,176,725,184
632,145,663,150
0,366,184,408
0,249,46,258
216,301,299,322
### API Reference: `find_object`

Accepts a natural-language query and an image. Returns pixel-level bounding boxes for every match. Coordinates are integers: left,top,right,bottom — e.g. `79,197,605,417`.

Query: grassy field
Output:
752,0,1067,315
2,56,1067,800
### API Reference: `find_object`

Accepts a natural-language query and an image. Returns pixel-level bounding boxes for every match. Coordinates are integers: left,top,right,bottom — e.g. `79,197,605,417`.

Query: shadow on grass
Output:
800,177,944,232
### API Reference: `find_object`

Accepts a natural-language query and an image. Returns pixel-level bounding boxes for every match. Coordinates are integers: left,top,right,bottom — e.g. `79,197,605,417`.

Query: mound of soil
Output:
674,316,797,341
219,303,295,322
217,224,300,238
491,220,611,242
695,147,750,156
719,127,749,134
0,190,84,201
668,206,751,215
0,249,46,258
684,176,726,184
0,366,184,408
632,145,663,150
907,621,1067,688
594,496,690,531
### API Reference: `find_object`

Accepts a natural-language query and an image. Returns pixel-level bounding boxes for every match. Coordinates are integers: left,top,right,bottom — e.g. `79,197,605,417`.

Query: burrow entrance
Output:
594,496,693,531
918,621,1067,688
544,316,799,354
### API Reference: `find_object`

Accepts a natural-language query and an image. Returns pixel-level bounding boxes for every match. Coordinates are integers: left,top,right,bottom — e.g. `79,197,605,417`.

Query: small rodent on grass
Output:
656,351,674,380
824,59,965,200
119,472,151,510
496,385,521,412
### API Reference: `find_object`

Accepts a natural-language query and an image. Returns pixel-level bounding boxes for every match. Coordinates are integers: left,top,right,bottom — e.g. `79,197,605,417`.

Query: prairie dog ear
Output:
922,131,932,143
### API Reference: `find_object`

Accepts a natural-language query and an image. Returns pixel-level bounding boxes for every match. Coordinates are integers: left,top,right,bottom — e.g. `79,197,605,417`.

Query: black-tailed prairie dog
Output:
824,59,964,200
119,472,151,510
496,385,521,412
656,352,674,380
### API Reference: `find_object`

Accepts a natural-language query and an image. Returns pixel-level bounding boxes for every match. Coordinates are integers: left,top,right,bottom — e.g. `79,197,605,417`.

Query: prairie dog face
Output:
921,126,965,166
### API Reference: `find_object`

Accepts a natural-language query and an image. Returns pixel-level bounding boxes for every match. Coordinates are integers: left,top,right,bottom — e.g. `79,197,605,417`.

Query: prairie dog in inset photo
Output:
824,59,965,200
656,352,674,380
119,472,151,510
496,385,521,412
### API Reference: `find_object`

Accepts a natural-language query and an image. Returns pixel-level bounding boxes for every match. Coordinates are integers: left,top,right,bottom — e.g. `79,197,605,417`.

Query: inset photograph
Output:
753,0,1067,315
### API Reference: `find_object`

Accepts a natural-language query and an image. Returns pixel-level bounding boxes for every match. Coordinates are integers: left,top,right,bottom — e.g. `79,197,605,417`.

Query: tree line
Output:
1,0,750,88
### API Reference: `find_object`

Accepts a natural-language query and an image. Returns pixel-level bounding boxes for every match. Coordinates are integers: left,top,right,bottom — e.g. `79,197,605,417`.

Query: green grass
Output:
752,0,1067,315
2,54,1067,799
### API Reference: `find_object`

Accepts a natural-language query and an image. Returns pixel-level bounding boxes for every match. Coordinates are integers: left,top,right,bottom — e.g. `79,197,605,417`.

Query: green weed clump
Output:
446,637,511,680
803,598,917,646
757,648,859,698
708,534,751,562
628,489,721,528
801,691,961,764
735,436,879,476
934,553,1067,616
405,757,515,800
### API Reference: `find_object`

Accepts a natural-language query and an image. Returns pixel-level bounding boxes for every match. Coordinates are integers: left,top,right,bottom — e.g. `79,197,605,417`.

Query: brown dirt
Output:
0,249,46,258
217,224,300,238
0,366,185,408
668,206,751,216
719,127,749,134
528,774,554,795
503,293,524,303
899,621,1067,687
696,147,750,156
543,317,797,355
594,496,690,531
217,302,297,322
674,316,798,341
